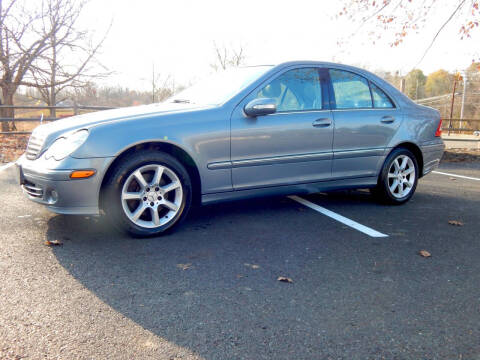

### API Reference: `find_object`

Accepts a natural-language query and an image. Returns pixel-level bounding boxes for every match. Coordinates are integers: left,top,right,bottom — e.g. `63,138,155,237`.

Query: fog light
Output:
47,190,58,204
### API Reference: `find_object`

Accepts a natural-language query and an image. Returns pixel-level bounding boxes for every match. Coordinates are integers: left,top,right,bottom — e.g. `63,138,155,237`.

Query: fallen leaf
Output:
448,220,464,226
44,240,63,246
277,276,293,283
176,263,192,270
419,250,431,258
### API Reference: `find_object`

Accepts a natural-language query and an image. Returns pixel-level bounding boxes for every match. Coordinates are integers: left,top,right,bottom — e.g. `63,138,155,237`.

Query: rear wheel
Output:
103,150,192,237
373,148,418,204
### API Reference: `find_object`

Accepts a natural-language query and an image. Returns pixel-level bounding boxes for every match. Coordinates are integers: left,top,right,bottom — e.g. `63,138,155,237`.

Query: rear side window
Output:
256,68,322,112
370,83,394,108
329,69,372,109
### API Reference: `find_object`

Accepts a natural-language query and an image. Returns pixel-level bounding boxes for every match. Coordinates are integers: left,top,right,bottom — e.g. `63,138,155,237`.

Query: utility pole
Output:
400,78,406,93
460,70,467,130
448,75,458,136
152,64,156,103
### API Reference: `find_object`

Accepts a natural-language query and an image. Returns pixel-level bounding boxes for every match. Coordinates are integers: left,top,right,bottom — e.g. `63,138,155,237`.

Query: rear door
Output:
230,67,334,190
328,69,401,179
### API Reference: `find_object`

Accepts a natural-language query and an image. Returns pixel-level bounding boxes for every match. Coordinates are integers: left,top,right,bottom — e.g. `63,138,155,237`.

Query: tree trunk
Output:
1,87,15,132
49,87,56,119
49,32,57,119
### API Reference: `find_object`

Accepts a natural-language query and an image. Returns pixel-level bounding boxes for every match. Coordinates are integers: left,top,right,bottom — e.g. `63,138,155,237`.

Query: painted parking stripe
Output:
432,171,480,181
0,162,14,172
289,195,389,238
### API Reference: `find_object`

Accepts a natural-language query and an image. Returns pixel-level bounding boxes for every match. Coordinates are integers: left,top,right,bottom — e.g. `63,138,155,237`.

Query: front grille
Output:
26,133,46,160
22,180,44,198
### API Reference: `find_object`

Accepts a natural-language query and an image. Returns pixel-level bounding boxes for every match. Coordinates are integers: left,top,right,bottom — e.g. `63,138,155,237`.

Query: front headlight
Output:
44,129,89,161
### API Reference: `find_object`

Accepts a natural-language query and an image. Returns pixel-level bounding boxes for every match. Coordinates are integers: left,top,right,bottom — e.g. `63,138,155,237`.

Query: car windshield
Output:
169,65,273,105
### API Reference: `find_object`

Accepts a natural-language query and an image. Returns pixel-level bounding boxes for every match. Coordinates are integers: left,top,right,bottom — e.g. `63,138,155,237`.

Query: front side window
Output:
256,68,322,112
370,83,394,108
329,69,372,109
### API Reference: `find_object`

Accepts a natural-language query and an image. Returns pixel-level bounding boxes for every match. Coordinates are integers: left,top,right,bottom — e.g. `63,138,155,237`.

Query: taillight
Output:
435,118,442,137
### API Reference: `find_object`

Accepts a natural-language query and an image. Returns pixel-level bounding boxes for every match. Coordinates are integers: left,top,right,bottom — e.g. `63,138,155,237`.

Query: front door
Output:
230,67,334,190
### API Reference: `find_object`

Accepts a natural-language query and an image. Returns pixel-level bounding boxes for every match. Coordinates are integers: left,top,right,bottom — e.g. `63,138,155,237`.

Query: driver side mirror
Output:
244,98,277,117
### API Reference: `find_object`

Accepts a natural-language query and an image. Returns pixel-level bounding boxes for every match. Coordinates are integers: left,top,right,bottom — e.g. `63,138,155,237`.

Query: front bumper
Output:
16,154,114,215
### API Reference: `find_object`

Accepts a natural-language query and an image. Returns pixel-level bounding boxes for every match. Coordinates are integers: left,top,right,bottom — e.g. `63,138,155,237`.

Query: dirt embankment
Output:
441,149,480,163
0,134,29,163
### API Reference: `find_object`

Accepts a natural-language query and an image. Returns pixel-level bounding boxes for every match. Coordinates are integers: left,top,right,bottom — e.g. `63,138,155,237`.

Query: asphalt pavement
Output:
0,161,479,360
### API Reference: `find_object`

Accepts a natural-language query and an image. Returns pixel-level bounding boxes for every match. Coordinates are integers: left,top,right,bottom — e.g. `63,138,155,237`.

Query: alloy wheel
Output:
121,164,183,228
387,154,416,199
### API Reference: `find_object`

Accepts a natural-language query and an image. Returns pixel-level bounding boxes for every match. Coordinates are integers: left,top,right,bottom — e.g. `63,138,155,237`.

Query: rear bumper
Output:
16,154,113,215
421,142,445,176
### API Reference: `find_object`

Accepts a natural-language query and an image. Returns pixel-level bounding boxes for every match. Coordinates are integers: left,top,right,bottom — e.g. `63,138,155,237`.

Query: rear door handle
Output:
380,116,395,124
312,118,332,127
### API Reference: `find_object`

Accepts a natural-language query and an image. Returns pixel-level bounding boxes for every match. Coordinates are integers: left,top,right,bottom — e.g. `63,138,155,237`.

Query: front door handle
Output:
312,118,332,127
380,116,395,124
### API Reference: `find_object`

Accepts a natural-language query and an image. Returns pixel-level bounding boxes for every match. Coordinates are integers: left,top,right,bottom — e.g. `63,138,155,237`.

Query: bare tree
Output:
29,0,110,118
0,0,110,130
337,0,479,63
150,64,175,103
210,42,246,71
0,0,52,131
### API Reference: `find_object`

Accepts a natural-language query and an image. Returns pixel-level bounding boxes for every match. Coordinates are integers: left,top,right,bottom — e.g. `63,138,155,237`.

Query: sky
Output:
80,0,480,90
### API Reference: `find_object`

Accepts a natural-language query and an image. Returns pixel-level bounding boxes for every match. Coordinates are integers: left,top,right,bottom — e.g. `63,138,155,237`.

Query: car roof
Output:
246,60,369,70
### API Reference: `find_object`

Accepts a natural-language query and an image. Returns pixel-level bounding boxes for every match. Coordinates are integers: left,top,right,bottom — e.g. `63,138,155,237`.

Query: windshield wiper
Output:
172,99,191,104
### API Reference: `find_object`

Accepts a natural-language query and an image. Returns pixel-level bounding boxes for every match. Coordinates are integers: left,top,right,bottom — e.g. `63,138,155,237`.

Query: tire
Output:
103,150,192,237
372,147,419,205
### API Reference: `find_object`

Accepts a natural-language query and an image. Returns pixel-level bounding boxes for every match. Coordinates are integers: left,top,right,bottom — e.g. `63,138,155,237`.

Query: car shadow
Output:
47,192,480,359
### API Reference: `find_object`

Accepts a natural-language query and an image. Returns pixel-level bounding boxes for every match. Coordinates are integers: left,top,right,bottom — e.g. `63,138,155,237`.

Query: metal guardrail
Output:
442,119,480,135
0,105,113,110
0,104,115,134
0,105,479,135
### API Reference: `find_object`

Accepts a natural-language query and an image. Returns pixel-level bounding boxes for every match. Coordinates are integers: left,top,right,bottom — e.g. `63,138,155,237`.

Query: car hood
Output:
33,102,213,140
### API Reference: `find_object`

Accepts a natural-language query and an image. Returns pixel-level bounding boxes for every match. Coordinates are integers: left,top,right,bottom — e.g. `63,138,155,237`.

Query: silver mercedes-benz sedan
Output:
16,61,445,236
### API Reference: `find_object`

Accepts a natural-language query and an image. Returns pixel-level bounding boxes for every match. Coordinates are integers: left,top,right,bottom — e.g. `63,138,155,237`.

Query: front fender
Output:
71,108,232,194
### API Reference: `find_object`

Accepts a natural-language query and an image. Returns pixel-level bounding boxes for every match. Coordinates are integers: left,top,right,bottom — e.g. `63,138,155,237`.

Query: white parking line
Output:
289,195,389,238
0,162,14,172
432,171,480,181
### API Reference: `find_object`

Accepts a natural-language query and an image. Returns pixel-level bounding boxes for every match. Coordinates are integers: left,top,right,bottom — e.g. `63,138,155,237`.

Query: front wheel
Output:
103,150,192,237
373,148,419,205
